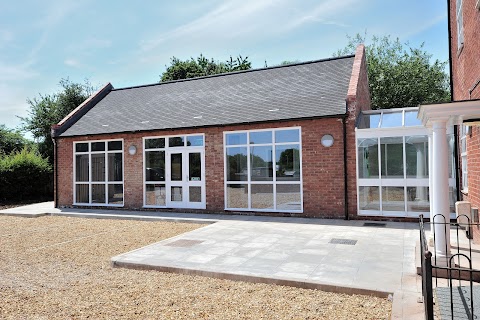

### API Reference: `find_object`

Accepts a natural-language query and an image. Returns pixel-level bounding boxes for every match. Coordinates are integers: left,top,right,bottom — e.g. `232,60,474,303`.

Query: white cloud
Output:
64,58,82,68
285,0,357,29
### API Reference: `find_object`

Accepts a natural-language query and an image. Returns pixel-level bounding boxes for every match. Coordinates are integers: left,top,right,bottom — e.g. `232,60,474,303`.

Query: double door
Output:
166,148,205,209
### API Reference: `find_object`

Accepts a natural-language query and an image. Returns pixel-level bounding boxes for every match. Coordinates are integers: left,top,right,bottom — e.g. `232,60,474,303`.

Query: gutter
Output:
53,136,58,208
447,0,454,101
343,113,349,220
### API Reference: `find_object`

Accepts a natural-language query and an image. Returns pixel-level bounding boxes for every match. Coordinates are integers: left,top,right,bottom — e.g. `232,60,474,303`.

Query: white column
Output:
432,120,451,266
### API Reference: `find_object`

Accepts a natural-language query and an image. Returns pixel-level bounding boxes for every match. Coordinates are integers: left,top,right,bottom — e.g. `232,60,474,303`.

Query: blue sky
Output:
0,0,448,132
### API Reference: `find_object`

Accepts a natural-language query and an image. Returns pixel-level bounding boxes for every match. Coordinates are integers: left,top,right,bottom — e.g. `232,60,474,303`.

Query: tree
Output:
20,78,94,162
335,34,450,109
0,125,30,155
160,54,251,82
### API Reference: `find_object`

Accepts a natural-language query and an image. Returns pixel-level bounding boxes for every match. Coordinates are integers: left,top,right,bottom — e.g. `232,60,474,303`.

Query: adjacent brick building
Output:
448,0,480,239
52,45,370,219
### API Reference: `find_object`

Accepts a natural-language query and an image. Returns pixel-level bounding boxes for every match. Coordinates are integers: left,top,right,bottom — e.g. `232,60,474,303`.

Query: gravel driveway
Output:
0,216,391,319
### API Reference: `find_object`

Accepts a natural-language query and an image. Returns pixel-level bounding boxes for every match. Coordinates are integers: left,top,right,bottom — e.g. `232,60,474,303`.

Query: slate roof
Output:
59,55,355,137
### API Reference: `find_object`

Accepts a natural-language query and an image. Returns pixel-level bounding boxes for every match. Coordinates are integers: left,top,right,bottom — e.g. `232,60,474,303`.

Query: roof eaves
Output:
52,82,114,138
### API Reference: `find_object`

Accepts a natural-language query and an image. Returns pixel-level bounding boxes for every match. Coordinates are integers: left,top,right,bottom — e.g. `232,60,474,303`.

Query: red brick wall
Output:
450,0,480,101
346,44,372,218
56,117,353,218
450,0,480,240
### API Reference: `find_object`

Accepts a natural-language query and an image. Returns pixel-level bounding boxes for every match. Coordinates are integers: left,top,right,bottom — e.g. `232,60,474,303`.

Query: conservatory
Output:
356,107,456,217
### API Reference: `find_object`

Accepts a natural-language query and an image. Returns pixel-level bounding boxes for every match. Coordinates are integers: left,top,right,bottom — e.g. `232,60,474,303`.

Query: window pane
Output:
145,138,165,149
145,184,166,206
275,129,299,143
91,142,105,151
276,144,300,181
169,136,185,147
75,184,89,203
250,146,273,181
380,112,402,128
406,186,429,212
380,137,404,178
108,184,123,204
75,143,88,152
91,153,106,181
251,184,273,209
189,186,202,202
448,133,455,179
226,147,248,181
405,136,428,178
108,141,122,151
171,186,183,201
276,184,301,210
404,111,421,127
75,154,89,182
226,184,248,208
226,133,247,145
92,184,106,203
382,187,405,211
187,135,204,147
358,186,380,211
171,153,182,181
108,153,123,181
250,131,272,144
189,152,201,181
366,114,381,128
145,151,165,181
357,138,379,179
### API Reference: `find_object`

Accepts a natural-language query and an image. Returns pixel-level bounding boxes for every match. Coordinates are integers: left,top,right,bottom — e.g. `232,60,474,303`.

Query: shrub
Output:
0,148,52,201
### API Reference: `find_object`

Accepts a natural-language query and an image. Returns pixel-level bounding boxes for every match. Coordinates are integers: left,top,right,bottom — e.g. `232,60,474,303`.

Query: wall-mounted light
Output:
321,134,334,147
128,145,137,155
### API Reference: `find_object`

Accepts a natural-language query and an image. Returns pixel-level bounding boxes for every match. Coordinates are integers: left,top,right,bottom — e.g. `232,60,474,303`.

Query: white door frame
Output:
166,147,205,209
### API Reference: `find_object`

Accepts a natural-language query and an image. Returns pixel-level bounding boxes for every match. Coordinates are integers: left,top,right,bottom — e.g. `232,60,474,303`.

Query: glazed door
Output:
166,148,205,209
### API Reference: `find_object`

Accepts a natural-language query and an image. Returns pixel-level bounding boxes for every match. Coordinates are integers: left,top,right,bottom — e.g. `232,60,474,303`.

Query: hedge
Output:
0,148,52,201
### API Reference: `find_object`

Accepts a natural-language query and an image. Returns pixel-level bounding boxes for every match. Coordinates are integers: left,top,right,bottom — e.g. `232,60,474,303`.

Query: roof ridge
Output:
112,54,356,91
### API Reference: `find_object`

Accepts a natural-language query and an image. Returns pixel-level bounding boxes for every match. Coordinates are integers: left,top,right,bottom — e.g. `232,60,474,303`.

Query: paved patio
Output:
0,202,424,319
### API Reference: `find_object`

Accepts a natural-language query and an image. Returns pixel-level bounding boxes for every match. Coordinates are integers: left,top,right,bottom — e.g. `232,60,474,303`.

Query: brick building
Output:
449,0,480,238
52,45,370,218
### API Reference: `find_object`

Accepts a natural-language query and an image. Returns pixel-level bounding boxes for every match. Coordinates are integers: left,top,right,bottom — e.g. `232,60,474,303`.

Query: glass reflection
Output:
276,144,300,181
226,147,248,181
250,146,273,181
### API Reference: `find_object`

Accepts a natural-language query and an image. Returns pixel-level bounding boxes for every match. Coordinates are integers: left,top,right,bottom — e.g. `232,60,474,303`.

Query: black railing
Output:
419,214,478,320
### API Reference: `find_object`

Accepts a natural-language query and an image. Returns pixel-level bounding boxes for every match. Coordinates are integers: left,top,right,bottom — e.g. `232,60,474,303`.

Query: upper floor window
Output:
457,0,464,50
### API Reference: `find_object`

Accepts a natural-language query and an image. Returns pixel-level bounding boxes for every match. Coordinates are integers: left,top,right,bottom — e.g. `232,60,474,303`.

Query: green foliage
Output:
0,125,31,155
160,54,252,82
20,78,94,162
335,34,450,109
0,148,52,201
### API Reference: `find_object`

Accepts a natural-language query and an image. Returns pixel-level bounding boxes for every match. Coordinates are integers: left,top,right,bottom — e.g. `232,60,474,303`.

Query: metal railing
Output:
419,214,478,320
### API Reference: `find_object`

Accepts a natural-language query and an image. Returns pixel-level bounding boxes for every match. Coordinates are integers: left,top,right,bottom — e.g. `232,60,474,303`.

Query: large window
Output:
456,0,464,50
74,140,124,206
224,127,302,212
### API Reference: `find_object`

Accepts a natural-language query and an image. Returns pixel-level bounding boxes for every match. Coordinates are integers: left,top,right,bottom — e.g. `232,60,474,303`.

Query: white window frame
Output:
461,124,468,192
457,0,464,50
73,139,124,207
143,133,206,208
223,127,303,213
